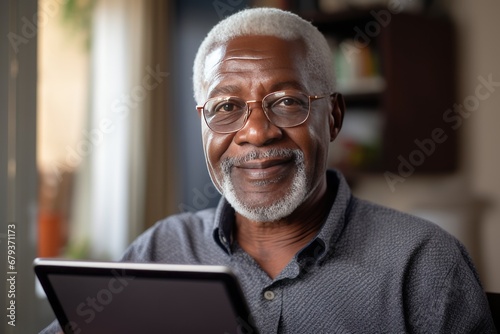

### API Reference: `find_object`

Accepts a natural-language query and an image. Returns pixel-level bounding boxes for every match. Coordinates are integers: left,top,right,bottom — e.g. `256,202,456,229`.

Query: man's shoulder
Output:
139,207,220,245
351,197,448,235
152,207,218,232
324,170,462,258
346,197,463,256
336,196,477,286
121,207,221,263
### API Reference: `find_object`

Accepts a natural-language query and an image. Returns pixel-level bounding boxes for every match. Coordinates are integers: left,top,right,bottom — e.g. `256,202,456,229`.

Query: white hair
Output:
192,7,335,105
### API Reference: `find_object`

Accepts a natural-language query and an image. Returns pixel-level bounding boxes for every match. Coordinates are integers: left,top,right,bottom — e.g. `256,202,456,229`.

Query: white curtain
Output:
71,0,147,260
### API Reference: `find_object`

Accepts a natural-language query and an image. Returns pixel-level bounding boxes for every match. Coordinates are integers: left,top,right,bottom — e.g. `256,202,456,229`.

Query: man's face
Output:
199,35,340,222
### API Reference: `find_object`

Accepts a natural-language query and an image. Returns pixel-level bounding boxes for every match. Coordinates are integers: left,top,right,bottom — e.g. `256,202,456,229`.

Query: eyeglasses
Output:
196,90,336,134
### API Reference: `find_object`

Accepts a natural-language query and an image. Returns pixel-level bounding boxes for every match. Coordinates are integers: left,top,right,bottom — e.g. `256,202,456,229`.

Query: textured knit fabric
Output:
39,170,496,334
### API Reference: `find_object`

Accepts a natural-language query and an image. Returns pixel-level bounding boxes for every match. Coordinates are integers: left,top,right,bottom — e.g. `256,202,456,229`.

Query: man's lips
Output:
232,157,294,183
234,157,293,169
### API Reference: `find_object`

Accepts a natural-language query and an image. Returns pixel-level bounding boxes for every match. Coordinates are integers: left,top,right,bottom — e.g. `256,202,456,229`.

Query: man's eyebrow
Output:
209,85,241,98
269,81,307,92
208,81,307,99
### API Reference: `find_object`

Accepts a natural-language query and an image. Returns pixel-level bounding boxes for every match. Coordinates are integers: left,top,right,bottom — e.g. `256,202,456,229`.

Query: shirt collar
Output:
212,169,353,259
212,198,235,255
308,169,353,263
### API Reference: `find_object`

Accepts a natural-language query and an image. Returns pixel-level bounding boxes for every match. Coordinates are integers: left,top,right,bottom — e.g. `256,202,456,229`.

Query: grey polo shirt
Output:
40,170,496,333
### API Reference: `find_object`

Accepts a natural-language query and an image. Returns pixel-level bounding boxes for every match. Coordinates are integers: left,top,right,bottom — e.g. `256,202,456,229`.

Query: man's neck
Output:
234,182,333,279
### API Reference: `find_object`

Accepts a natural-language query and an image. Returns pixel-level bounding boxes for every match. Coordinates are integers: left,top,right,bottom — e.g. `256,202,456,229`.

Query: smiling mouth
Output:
236,158,293,185
224,149,298,185
236,156,293,169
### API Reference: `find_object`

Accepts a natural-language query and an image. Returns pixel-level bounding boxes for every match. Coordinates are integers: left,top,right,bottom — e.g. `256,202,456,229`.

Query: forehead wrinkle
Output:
224,55,273,61
224,45,275,56
205,45,272,78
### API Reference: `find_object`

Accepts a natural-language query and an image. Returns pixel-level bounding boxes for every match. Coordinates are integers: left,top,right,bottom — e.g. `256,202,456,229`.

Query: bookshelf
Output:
299,8,458,178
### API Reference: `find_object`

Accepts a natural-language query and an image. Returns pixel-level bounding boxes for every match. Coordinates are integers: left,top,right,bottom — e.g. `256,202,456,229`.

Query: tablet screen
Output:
49,274,238,333
34,260,256,334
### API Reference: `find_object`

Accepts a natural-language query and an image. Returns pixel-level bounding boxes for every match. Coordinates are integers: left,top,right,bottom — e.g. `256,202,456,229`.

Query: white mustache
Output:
221,148,302,173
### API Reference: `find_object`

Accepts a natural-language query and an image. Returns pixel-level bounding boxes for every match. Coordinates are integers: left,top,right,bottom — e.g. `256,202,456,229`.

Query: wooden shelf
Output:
301,9,458,174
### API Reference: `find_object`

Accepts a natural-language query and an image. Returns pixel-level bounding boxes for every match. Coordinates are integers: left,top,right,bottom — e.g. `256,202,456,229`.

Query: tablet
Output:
34,258,257,334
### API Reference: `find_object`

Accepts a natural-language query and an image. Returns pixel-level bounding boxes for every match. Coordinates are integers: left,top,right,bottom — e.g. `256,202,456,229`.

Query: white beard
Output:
220,148,308,222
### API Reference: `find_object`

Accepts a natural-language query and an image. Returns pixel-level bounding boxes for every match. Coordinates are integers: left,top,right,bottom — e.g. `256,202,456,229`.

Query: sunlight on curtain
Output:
37,0,90,258
70,0,148,260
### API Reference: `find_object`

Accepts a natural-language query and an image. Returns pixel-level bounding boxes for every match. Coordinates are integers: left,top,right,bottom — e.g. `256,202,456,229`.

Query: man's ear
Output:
329,93,345,142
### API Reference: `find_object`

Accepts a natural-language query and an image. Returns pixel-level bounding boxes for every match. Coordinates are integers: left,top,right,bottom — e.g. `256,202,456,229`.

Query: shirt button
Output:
264,290,275,300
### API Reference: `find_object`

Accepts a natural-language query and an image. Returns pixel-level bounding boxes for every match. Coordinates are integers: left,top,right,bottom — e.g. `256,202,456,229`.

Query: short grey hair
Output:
192,7,335,105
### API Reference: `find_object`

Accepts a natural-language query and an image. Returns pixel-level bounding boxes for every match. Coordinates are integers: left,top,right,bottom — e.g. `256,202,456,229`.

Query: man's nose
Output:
233,104,282,146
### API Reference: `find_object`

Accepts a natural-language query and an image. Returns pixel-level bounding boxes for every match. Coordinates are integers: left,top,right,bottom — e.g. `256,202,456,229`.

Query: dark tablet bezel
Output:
34,258,257,334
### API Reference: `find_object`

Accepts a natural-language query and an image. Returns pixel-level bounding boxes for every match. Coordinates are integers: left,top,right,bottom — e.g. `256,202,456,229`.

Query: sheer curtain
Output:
142,0,178,229
70,0,174,260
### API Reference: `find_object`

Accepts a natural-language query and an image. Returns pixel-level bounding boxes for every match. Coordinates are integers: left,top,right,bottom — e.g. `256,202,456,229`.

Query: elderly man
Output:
41,7,495,334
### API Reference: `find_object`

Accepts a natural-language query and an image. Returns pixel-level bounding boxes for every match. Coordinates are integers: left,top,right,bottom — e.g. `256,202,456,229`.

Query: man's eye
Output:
281,98,299,106
275,97,303,108
217,103,236,112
